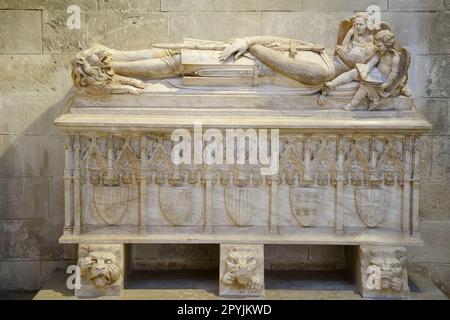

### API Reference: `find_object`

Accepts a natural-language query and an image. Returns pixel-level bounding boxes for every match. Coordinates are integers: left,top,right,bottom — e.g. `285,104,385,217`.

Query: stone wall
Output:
0,0,448,295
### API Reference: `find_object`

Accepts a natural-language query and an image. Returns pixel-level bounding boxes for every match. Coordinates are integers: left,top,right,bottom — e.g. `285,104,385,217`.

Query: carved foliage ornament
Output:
310,139,337,186
83,136,140,186
75,135,406,188
278,142,304,185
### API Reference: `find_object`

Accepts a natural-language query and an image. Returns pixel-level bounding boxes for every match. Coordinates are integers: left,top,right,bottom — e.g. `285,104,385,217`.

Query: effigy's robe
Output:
172,38,330,91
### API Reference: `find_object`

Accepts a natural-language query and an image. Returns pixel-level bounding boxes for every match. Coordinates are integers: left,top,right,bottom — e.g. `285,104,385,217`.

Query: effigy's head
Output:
374,30,396,53
352,12,372,34
71,45,114,90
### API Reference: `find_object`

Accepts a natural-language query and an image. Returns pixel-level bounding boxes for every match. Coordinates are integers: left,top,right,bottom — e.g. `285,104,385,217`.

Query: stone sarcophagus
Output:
56,14,431,298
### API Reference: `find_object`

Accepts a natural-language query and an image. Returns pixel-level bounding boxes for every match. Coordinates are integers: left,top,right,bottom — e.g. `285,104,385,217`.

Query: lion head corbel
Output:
78,248,121,290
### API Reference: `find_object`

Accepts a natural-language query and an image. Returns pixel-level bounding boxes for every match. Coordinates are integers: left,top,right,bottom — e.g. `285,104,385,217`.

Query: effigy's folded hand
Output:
219,38,249,61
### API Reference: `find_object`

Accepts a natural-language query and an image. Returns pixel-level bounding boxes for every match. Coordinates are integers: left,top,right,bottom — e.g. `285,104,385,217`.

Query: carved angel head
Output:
374,30,398,54
351,12,373,34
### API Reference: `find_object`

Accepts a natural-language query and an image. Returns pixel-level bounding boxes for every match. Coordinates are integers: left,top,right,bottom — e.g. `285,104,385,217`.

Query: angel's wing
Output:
337,19,353,45
378,21,392,31
400,47,411,81
386,47,411,93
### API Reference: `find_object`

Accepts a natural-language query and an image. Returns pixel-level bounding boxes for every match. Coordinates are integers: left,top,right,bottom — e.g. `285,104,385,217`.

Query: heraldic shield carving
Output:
355,188,391,228
289,187,321,227
224,187,257,227
93,186,129,225
159,186,193,226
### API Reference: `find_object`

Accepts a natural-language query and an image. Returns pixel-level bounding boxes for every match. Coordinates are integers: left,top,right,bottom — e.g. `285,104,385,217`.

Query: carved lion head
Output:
78,251,121,289
225,247,258,287
367,249,405,291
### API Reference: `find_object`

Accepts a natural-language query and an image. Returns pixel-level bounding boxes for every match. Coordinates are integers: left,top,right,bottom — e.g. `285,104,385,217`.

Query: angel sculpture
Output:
323,30,411,111
334,12,378,69
317,12,393,105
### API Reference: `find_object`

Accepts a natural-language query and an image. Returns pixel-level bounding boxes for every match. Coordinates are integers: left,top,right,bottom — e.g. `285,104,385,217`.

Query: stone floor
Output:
0,291,37,300
30,269,448,300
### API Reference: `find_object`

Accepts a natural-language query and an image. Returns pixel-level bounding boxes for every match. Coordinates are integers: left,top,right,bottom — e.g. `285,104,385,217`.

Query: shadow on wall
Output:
0,88,76,291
